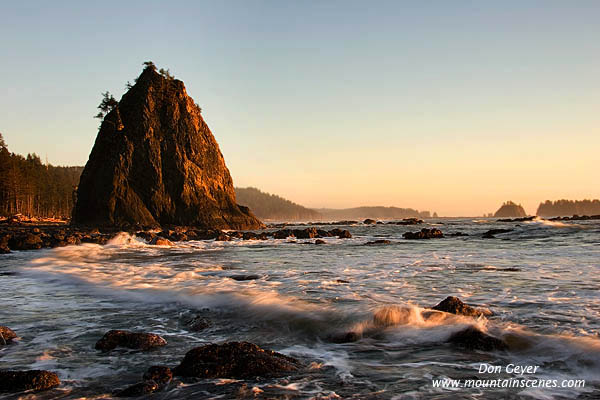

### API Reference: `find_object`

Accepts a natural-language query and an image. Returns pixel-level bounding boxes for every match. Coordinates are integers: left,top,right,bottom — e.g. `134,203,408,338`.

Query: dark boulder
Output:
95,330,167,352
0,370,60,393
431,296,491,317
215,233,231,241
403,228,444,239
173,341,300,378
0,326,17,345
365,239,392,245
447,326,508,351
273,229,294,239
396,218,424,225
150,237,173,246
314,239,326,245
115,380,159,397
187,316,211,331
9,233,43,250
482,228,513,238
330,228,352,238
363,219,377,225
72,65,264,230
293,228,318,239
143,366,173,386
229,274,260,281
328,331,360,343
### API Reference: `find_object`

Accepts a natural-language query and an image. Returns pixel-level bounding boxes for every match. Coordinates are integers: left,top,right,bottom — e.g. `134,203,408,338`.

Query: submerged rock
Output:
395,218,424,225
330,228,352,238
447,326,508,351
0,370,60,393
173,341,300,378
95,330,167,352
403,228,443,239
365,239,392,245
0,326,17,345
115,380,159,397
187,316,211,332
314,239,326,245
431,296,492,317
229,274,260,281
73,64,263,230
482,228,513,238
143,366,173,386
328,331,360,344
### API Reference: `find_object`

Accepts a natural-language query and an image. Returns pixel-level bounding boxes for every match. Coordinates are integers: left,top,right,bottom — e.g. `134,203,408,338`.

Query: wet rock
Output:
0,245,10,254
10,233,43,250
293,228,319,239
0,326,17,345
314,239,326,245
365,239,392,245
229,274,260,281
187,316,211,331
242,232,258,240
0,370,60,393
143,366,173,386
95,330,167,352
447,326,508,351
273,229,294,239
328,331,360,343
115,380,159,397
403,228,443,239
150,236,173,246
330,228,352,238
173,341,300,378
482,228,513,238
194,229,221,240
363,218,377,225
64,234,81,245
317,229,332,237
396,218,424,225
215,233,231,241
431,296,491,317
336,279,350,284
497,216,535,222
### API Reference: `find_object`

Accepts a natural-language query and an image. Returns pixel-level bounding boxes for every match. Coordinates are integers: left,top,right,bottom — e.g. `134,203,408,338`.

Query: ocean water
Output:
1,218,599,399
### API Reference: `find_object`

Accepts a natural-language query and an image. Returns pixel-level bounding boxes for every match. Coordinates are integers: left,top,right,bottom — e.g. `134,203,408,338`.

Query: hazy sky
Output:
1,1,598,216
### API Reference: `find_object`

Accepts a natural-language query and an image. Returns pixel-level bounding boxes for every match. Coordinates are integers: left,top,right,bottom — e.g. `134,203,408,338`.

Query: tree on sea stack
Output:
72,62,264,230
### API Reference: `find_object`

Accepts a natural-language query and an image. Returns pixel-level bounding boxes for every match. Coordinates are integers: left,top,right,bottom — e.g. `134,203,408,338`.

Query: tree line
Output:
235,187,322,221
536,199,600,217
0,133,83,218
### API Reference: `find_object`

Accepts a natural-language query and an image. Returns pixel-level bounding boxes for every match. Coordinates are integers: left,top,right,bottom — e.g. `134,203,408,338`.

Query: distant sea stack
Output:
493,201,527,218
73,64,264,230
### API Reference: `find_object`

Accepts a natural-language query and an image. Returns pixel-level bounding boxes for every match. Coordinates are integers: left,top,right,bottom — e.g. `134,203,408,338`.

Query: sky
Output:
1,1,598,216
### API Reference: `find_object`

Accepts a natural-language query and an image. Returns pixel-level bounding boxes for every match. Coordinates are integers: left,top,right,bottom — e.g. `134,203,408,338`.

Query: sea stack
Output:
493,201,527,218
73,64,264,230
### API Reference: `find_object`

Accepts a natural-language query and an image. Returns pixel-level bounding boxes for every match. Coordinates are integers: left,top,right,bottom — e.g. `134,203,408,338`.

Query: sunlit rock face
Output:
73,66,263,230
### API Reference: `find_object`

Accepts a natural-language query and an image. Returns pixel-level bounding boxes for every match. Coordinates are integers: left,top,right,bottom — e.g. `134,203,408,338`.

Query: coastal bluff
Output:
73,65,263,230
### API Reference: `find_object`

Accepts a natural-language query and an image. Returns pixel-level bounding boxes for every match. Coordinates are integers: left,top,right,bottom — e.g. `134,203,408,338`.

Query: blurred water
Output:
0,218,599,399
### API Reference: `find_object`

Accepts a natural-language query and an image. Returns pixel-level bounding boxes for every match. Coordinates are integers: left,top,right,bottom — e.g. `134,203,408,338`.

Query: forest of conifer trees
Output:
0,133,83,218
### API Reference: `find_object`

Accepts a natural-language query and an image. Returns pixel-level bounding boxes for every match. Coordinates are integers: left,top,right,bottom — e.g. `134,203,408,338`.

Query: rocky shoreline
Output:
0,296,509,396
0,221,357,254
